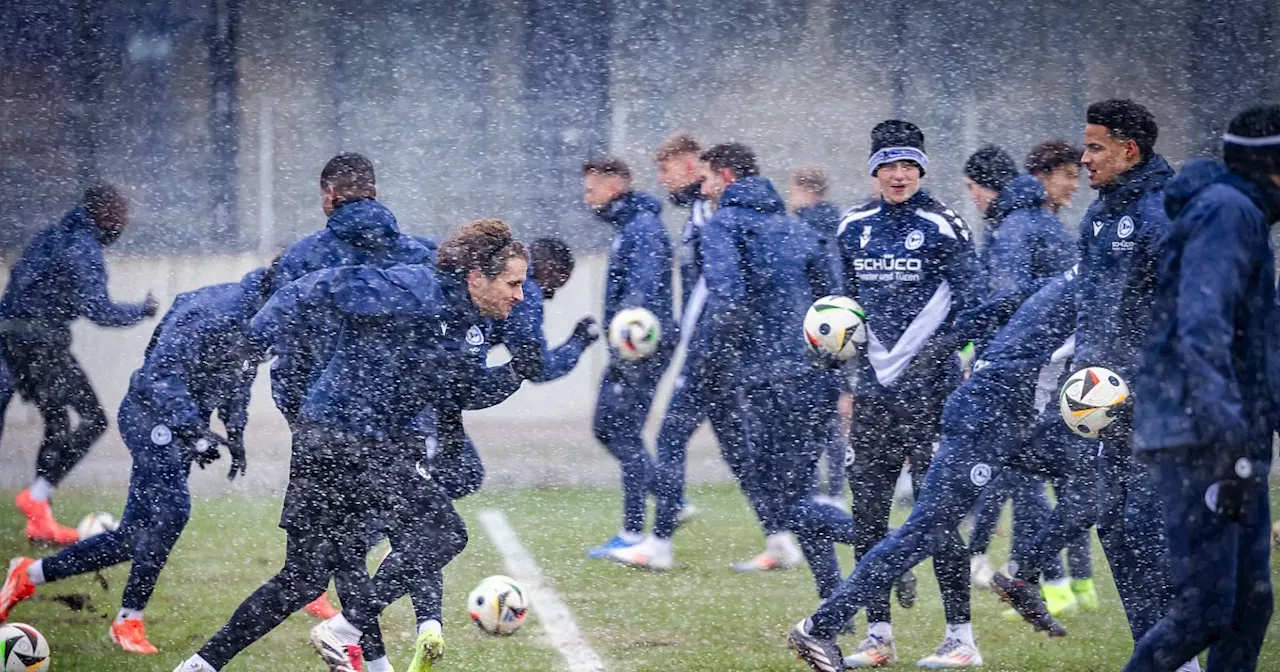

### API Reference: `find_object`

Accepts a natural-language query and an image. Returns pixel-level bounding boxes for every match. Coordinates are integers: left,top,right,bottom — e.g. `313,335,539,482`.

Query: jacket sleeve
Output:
138,312,216,432
248,271,338,349
540,335,588,382
940,223,987,344
985,215,1035,297
69,234,150,327
836,229,861,304
216,356,260,435
806,231,842,299
684,214,748,376
1172,196,1254,443
461,363,524,410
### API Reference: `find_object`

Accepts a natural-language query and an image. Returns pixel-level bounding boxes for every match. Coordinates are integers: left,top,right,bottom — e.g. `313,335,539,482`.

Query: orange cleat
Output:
305,593,341,620
15,490,78,546
0,557,36,622
110,617,159,654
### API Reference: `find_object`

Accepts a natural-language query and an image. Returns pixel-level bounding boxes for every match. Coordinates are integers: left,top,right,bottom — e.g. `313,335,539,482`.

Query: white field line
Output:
478,508,606,672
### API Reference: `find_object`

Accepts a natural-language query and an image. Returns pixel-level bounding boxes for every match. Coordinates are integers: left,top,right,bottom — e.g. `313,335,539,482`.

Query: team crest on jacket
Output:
466,325,485,346
151,424,172,446
1117,216,1134,239
905,229,925,250
969,463,992,487
860,226,872,249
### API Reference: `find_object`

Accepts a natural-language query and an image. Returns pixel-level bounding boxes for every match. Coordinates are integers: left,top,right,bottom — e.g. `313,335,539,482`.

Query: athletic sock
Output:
618,530,644,545
945,622,975,647
1177,658,1203,672
27,560,44,586
182,654,217,672
28,478,54,503
116,608,143,622
1045,577,1070,589
418,619,442,637
366,657,393,672
328,614,363,646
868,622,893,641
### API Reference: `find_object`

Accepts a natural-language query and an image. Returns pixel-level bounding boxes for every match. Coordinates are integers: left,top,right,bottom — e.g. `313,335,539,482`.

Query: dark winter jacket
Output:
836,189,984,396
0,206,150,338
797,201,845,296
268,200,433,421
1134,160,1280,459
489,271,589,383
596,191,676,364
126,269,269,437
693,176,834,386
1073,155,1175,380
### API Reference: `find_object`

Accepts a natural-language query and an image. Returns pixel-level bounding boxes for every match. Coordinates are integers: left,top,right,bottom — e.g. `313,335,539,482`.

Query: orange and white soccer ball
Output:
1059,367,1129,439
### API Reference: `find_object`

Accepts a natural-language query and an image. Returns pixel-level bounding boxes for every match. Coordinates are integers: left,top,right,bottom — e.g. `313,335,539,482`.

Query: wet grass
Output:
1,484,1278,671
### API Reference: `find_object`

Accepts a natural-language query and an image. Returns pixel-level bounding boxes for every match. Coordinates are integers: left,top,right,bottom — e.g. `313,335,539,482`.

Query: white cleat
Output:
970,554,995,590
172,656,217,672
732,533,803,572
604,536,673,571
917,638,984,668
310,620,357,672
843,634,898,668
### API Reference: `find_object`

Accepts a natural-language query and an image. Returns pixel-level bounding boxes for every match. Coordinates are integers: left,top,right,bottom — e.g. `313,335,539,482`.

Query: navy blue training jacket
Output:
596,191,676,364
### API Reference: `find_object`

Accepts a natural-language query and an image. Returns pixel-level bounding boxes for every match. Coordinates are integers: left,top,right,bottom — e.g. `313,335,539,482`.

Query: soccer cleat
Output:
1042,582,1079,617
895,570,918,609
969,554,995,589
0,557,36,622
732,534,803,572
305,593,342,619
675,500,698,527
604,536,673,571
1070,578,1099,611
15,490,78,546
346,645,364,671
917,638,984,668
843,634,898,668
406,622,445,672
586,535,639,559
310,621,357,672
172,657,217,672
990,574,1067,637
787,619,844,672
110,617,159,654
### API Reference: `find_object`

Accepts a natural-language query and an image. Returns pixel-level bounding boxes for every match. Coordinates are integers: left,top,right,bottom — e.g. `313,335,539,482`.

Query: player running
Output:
0,267,271,654
0,184,159,544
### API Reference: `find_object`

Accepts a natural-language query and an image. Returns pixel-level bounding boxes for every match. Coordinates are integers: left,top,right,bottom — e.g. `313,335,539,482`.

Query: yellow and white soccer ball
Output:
608,307,661,360
467,575,529,635
803,296,867,361
1059,367,1129,439
0,623,50,672
77,511,119,541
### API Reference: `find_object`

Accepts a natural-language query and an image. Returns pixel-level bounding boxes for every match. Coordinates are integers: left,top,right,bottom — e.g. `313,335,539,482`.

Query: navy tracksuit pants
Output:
40,397,192,610
1124,449,1272,672
0,358,12,444
970,468,1092,581
651,364,758,540
594,358,666,534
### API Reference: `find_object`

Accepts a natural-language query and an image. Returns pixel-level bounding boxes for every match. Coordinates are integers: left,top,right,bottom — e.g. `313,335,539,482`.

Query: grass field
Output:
2,484,1278,671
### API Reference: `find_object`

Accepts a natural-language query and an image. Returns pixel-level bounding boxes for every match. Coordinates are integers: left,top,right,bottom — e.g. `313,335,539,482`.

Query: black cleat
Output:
990,573,1067,637
788,619,845,672
895,569,917,609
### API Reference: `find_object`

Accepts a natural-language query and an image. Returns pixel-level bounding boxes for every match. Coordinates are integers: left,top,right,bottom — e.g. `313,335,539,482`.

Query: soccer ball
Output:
803,296,867,361
1059,367,1129,439
77,512,119,541
0,623,49,672
608,307,661,360
467,575,529,635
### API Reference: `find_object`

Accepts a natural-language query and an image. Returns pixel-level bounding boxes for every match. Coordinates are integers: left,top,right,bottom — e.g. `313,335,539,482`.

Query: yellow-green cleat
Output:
1043,581,1079,616
406,621,445,672
1071,578,1099,611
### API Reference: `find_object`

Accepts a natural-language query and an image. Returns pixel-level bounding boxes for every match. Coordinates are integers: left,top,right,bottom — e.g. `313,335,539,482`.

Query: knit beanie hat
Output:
1223,104,1280,177
869,120,928,177
963,145,1019,192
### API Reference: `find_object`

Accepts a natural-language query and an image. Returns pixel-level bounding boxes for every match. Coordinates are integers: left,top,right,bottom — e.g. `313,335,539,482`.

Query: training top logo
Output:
150,424,172,446
466,325,485,346
969,463,992,487
905,229,924,250
1117,216,1134,239
860,226,872,249
1092,220,1105,236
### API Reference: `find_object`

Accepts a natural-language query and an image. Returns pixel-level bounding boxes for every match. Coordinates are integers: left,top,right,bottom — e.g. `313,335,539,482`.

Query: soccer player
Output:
0,184,159,544
804,120,983,667
174,220,529,672
1024,140,1083,216
993,100,1185,659
1123,105,1280,672
581,156,676,559
0,267,271,654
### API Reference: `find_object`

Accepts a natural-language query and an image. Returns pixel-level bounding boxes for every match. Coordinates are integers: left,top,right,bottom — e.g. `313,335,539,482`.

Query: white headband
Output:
1223,133,1280,147
868,146,929,175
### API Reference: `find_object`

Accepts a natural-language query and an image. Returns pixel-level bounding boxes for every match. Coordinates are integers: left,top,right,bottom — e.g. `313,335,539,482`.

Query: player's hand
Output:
143,292,160,317
1208,455,1258,522
573,316,601,346
509,343,544,380
227,429,247,481
179,428,227,469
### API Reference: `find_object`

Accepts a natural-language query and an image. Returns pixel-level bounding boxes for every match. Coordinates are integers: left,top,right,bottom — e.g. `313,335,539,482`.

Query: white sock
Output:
1045,577,1070,589
648,536,673,554
618,530,644,544
366,657,393,672
27,560,45,586
868,622,893,641
1177,659,1203,672
116,608,143,622
28,478,54,503
182,654,218,672
418,619,442,637
945,622,975,647
327,614,363,646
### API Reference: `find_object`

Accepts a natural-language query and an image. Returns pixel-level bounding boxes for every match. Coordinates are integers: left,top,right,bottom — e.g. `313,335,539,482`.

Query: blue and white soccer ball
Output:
467,575,529,635
0,623,50,672
608,307,661,360
1059,366,1129,439
803,295,867,361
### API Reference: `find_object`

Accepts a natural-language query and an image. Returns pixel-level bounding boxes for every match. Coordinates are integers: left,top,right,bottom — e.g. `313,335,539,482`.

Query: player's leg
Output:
1054,474,1098,610
966,475,1007,568
589,364,659,557
1009,475,1076,615
1205,476,1272,672
39,350,108,487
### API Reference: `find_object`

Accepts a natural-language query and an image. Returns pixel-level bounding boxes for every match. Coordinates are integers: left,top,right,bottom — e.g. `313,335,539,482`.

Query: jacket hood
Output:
332,265,438,319
719,175,786,214
1100,154,1175,204
667,181,704,208
326,198,401,250
598,191,663,227
988,175,1047,224
795,201,842,235
1165,158,1280,223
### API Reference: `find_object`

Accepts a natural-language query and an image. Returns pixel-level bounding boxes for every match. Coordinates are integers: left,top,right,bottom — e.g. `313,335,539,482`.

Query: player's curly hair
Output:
436,219,528,280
